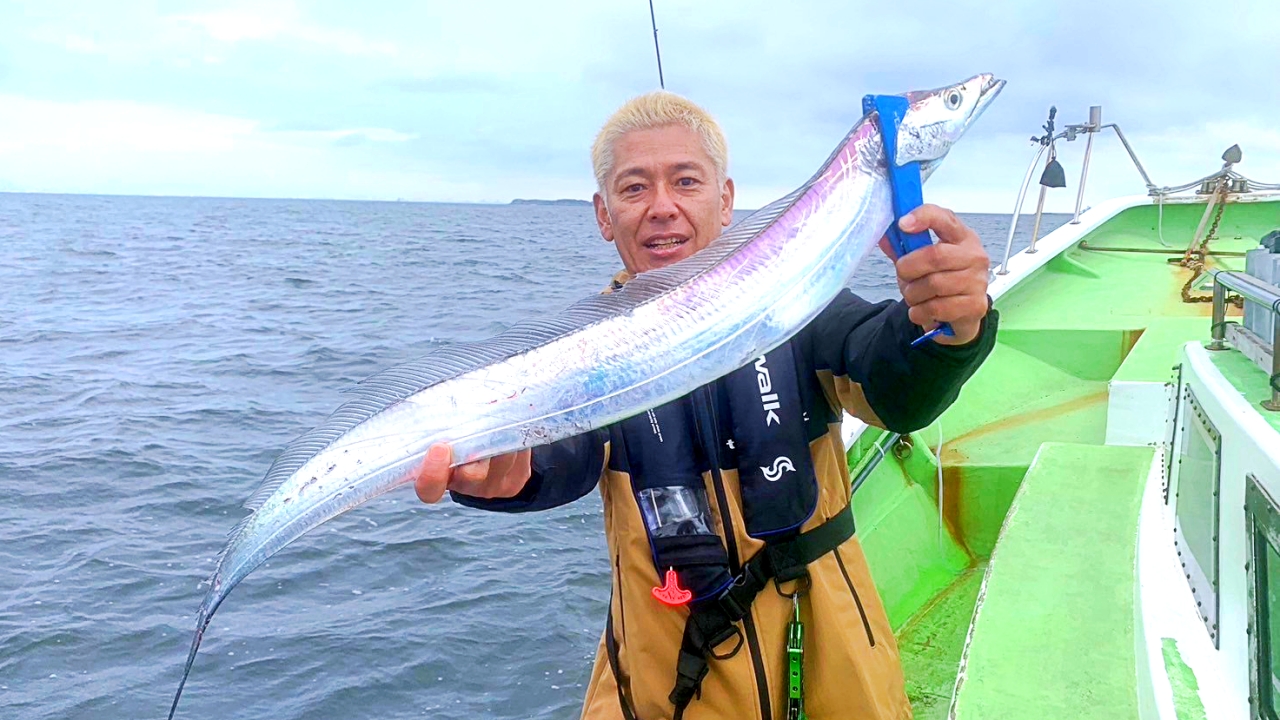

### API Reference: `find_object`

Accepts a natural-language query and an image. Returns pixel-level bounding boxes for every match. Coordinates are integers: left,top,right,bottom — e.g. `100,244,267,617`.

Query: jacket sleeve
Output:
449,429,608,513
807,289,998,433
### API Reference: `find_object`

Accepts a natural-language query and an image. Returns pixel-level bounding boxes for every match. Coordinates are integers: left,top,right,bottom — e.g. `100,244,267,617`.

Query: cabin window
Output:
1173,386,1221,647
1247,476,1280,720
1265,542,1280,719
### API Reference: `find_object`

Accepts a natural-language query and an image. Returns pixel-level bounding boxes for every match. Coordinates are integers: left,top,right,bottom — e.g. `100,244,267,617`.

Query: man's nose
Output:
648,182,679,219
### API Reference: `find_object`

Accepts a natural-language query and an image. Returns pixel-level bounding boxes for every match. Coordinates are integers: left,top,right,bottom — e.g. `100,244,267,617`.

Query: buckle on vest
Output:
717,586,750,622
717,560,768,621
671,649,709,705
689,609,741,653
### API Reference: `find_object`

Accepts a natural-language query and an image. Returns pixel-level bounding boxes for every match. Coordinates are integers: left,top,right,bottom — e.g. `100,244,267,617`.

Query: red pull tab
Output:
652,568,692,607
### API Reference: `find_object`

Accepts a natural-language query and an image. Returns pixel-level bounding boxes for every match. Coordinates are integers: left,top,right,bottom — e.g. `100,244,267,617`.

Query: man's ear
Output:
720,178,735,227
593,193,614,242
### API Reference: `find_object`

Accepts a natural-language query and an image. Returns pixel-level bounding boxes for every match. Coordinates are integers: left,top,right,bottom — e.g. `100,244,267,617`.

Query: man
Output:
414,91,995,719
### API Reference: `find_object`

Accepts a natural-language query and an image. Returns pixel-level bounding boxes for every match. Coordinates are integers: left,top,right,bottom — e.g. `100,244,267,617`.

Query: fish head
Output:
895,73,1005,173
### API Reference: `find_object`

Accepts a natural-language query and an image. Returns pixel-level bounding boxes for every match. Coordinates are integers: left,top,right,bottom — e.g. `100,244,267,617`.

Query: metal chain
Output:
1180,181,1242,305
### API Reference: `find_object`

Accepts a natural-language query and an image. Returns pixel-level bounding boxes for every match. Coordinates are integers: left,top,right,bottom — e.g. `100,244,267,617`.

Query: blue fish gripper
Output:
862,93,955,347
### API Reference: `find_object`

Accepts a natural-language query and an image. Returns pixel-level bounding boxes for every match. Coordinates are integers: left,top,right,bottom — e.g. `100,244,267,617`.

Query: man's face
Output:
593,125,734,276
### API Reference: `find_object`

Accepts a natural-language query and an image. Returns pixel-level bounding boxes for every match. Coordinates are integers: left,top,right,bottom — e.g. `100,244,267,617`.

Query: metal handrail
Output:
1069,107,1102,223
1208,270,1280,411
1155,167,1280,196
996,143,1049,275
1102,123,1156,192
997,105,1156,273
997,103,1280,276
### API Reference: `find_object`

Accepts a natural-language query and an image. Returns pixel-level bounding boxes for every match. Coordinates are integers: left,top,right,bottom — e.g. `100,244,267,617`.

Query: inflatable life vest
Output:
611,341,855,719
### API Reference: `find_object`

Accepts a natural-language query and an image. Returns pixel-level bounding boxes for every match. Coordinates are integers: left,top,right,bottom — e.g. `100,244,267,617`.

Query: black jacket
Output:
454,290,998,514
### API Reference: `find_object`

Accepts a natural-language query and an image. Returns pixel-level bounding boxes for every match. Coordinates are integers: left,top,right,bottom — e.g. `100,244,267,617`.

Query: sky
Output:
1,0,1277,212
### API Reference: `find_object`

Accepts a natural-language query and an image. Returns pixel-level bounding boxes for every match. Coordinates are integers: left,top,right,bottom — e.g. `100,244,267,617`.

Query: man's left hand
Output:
879,204,991,346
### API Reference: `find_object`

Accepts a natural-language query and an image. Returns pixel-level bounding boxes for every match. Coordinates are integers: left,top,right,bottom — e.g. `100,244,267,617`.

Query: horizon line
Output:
0,189,1061,216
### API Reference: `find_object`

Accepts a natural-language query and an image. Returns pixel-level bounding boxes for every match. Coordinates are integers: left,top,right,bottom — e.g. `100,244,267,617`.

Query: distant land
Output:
509,198,592,207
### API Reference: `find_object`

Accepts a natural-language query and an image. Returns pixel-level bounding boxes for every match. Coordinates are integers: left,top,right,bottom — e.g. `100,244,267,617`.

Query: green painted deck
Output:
1114,318,1212,383
951,442,1153,719
848,197,1280,715
1162,638,1209,720
898,566,984,719
1208,346,1280,433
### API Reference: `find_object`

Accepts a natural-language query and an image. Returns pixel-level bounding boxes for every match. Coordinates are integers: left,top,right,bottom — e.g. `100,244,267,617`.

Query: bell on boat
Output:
1039,158,1067,188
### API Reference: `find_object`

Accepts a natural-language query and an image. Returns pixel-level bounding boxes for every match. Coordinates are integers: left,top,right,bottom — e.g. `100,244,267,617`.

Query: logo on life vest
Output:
754,356,781,426
761,455,796,482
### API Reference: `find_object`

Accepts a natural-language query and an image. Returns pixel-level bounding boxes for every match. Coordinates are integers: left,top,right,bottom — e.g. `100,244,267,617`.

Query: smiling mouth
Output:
645,236,688,250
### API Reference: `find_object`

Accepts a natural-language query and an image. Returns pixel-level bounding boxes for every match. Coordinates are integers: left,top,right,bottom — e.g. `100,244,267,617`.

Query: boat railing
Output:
1208,269,1280,411
996,105,1280,276
997,105,1151,274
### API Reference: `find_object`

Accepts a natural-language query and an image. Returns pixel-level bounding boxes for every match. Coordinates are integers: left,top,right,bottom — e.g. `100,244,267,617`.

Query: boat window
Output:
1266,542,1280,719
1173,386,1221,647
1246,475,1280,720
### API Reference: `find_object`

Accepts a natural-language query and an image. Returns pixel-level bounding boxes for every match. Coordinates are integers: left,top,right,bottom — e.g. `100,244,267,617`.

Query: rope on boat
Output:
1077,241,1245,256
1156,192,1170,247
1151,169,1280,196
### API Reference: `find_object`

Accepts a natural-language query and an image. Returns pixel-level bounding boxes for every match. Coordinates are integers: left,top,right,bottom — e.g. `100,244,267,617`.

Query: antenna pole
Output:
648,0,665,89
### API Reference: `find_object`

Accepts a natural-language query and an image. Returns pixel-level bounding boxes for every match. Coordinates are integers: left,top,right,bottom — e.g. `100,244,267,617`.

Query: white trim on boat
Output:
1143,340,1280,719
1137,445,1243,719
1109,380,1173,447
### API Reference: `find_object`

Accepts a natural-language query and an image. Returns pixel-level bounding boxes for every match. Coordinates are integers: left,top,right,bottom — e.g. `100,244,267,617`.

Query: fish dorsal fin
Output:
241,188,808,511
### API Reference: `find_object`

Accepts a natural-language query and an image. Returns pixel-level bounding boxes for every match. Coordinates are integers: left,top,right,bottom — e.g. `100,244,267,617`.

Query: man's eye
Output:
625,184,645,193
677,177,698,187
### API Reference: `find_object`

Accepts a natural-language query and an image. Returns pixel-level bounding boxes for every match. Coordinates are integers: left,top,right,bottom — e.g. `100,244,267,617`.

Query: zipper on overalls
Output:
692,383,773,720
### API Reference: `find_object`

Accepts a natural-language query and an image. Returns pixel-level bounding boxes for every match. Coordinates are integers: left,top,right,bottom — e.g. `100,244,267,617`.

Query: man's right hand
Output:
413,444,532,504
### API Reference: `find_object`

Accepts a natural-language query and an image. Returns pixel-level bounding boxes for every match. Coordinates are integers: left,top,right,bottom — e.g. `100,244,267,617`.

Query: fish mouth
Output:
972,74,1006,122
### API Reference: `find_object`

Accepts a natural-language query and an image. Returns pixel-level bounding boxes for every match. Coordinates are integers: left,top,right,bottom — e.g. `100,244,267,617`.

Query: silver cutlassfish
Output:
168,74,1004,717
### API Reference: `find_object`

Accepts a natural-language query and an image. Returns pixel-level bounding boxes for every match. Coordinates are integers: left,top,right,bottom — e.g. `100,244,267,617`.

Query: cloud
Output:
326,128,418,147
0,95,435,199
171,3,398,57
1,0,1277,208
0,95,255,155
61,33,99,54
392,75,509,96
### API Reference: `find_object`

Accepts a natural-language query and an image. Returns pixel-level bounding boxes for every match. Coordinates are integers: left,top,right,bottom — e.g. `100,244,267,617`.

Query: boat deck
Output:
896,565,983,718
950,442,1152,719
851,197,1280,718
1208,349,1280,434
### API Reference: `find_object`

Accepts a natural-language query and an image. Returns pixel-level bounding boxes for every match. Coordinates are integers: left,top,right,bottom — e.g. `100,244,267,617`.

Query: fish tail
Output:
167,587,222,719
166,610,207,719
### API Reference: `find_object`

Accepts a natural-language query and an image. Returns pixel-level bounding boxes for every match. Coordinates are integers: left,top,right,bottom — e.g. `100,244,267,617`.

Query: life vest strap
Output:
668,504,856,716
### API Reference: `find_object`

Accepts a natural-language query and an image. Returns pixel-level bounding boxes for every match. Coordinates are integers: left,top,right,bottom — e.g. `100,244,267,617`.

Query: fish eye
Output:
945,90,962,110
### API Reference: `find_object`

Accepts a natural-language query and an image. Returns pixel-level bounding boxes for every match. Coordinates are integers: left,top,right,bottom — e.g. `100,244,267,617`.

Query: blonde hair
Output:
591,91,729,193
